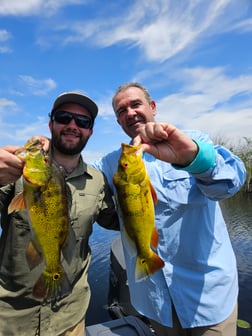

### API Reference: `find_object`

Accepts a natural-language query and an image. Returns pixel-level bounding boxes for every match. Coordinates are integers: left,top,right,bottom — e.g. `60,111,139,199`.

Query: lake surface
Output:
86,192,252,335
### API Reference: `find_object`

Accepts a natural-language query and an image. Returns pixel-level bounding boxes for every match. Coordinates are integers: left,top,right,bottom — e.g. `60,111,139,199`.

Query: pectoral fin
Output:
8,192,26,214
149,182,158,205
26,240,43,269
150,226,159,251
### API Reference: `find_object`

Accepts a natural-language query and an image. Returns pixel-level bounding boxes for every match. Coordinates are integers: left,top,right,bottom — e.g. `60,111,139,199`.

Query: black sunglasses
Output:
51,110,93,129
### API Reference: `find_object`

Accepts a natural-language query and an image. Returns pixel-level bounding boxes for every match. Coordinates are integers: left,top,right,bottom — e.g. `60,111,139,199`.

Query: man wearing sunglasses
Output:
0,92,119,336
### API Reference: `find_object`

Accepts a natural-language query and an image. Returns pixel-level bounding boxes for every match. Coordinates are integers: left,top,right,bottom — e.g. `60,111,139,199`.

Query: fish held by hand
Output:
8,139,74,302
113,143,164,282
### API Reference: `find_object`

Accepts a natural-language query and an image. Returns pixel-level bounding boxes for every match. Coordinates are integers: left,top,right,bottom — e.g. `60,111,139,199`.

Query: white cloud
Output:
19,75,57,95
0,29,12,53
176,67,252,102
0,0,85,15
226,16,252,33
183,107,252,145
0,98,17,112
155,66,252,141
0,118,50,145
0,46,12,53
7,0,249,66
0,29,11,41
0,0,43,15
0,0,251,154
0,0,86,16
42,0,250,64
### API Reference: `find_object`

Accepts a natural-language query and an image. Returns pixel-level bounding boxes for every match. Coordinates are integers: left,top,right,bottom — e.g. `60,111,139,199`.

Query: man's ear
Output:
150,100,157,116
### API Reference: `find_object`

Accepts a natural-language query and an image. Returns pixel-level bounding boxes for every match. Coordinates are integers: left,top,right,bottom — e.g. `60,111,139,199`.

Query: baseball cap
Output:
51,91,98,119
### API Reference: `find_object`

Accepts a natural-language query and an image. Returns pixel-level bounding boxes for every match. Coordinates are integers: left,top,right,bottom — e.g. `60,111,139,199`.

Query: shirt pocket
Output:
162,169,193,205
156,169,206,217
69,190,99,238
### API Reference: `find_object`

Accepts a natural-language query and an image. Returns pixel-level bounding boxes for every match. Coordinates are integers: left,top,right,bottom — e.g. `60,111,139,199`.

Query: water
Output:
221,193,252,335
86,226,120,325
86,193,252,335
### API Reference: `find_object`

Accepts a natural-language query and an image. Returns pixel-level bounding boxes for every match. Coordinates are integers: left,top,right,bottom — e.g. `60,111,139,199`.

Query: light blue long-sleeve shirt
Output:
93,130,246,328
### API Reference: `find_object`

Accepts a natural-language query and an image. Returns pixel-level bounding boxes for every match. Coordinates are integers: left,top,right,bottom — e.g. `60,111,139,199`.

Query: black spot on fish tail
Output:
32,267,72,302
135,252,165,282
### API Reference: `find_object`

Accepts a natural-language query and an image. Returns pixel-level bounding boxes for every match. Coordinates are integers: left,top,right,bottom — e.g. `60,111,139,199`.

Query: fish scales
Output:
113,143,164,282
25,165,68,268
8,139,72,302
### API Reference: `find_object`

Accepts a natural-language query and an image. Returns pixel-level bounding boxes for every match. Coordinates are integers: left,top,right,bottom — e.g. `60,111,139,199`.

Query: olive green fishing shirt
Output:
0,157,119,336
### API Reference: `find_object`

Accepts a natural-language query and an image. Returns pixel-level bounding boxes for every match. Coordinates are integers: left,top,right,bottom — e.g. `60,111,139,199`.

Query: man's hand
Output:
133,122,198,166
0,146,24,185
29,136,50,151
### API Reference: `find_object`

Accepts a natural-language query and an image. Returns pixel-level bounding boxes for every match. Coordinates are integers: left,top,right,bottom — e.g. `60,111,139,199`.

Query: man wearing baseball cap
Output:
0,91,119,336
51,91,99,119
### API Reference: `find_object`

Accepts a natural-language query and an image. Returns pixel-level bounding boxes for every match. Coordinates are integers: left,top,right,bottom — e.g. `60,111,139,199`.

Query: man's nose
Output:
68,118,78,128
126,107,136,117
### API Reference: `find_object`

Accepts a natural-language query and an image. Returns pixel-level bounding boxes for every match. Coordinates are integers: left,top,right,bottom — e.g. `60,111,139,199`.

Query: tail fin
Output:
32,267,72,301
135,252,164,282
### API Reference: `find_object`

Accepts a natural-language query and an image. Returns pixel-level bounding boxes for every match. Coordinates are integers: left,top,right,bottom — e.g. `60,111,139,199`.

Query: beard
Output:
51,128,90,155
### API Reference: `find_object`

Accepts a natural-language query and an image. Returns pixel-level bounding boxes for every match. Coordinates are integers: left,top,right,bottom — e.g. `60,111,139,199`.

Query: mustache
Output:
61,128,81,136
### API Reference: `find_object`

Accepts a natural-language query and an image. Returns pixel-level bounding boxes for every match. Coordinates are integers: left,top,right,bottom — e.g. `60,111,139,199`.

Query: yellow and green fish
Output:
113,143,164,282
8,139,73,301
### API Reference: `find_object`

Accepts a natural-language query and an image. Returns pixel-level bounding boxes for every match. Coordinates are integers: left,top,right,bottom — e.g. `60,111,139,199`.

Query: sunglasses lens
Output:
75,115,92,129
53,111,92,129
54,111,72,125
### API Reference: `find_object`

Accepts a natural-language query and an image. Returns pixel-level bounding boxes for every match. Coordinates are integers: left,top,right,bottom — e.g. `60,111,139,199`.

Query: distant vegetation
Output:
213,136,252,193
234,137,252,193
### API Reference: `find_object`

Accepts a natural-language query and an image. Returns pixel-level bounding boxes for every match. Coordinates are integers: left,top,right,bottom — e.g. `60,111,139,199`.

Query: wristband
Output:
172,140,216,174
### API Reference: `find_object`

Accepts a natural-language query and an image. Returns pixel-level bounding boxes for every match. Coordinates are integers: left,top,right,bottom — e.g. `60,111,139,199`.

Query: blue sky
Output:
0,0,252,163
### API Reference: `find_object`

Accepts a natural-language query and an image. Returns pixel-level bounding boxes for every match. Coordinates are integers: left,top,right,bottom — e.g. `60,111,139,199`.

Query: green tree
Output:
212,135,252,193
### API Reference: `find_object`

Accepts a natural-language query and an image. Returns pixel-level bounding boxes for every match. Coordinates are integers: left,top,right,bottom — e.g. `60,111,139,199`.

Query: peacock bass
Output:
113,143,164,282
8,139,73,302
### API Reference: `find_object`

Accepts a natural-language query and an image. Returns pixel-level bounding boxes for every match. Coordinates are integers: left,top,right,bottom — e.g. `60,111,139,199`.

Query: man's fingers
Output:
3,145,21,154
29,136,50,151
132,135,142,146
